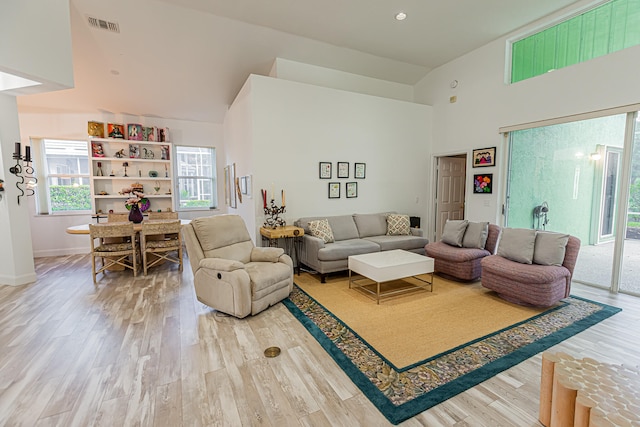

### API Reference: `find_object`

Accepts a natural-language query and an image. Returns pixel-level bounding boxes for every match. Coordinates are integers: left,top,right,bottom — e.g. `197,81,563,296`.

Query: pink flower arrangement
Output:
121,187,145,207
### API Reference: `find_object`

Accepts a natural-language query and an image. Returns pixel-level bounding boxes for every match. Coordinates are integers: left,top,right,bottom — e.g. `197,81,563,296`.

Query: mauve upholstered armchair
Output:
481,234,581,307
183,215,293,318
425,224,501,281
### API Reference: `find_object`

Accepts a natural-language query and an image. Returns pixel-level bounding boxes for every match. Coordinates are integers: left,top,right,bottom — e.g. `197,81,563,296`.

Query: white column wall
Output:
0,94,37,285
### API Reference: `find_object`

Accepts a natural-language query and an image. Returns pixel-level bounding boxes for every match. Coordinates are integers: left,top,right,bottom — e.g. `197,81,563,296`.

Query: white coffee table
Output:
348,249,435,304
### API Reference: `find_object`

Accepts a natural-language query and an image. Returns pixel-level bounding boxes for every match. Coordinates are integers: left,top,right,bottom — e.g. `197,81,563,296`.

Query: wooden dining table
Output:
65,219,191,235
66,219,190,272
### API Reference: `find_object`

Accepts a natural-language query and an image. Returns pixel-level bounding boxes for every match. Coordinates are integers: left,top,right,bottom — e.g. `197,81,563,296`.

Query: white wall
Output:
271,58,415,103
414,1,640,226
245,74,432,231
17,111,224,256
0,0,73,92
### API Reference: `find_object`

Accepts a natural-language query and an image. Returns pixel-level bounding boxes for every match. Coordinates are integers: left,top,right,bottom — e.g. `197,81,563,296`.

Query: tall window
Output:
511,0,640,83
175,145,216,210
41,139,91,213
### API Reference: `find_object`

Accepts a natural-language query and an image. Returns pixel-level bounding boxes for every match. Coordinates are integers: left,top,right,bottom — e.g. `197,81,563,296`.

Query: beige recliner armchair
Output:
183,214,293,318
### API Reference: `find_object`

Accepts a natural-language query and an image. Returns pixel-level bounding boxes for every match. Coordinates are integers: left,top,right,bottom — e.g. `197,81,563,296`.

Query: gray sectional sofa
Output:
294,212,429,282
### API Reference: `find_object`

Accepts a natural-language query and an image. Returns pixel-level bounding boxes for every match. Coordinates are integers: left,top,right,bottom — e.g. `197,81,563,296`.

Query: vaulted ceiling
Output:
16,0,582,123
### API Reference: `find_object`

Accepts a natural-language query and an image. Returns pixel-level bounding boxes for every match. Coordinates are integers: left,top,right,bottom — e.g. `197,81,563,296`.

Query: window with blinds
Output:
511,0,640,83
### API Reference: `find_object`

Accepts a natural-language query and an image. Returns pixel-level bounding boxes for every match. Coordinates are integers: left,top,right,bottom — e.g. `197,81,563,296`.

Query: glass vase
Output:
128,204,144,223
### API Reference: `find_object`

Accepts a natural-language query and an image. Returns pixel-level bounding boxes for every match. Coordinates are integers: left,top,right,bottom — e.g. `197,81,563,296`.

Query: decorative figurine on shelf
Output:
114,149,126,158
96,161,103,176
261,188,286,228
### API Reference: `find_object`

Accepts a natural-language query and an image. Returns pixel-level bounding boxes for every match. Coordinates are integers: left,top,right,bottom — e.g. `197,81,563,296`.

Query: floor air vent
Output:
87,15,120,33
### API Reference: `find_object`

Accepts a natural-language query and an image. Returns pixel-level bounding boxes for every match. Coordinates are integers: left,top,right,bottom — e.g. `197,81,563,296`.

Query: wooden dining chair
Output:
89,223,138,284
146,211,179,241
107,212,130,222
140,219,183,275
147,211,178,220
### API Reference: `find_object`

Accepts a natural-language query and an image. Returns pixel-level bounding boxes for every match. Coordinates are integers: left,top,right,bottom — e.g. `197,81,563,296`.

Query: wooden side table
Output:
260,226,304,275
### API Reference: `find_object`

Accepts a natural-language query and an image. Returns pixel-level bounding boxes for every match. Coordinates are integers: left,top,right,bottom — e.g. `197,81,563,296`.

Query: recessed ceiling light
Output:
395,12,407,21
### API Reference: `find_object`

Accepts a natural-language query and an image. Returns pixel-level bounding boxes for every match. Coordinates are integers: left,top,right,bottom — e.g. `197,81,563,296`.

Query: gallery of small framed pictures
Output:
319,161,365,198
87,121,170,142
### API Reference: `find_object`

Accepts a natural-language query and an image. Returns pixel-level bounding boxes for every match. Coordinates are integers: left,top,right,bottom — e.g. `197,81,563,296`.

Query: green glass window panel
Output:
541,28,557,73
511,0,640,83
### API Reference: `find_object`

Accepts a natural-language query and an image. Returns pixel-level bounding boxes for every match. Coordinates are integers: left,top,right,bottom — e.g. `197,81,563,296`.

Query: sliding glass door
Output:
506,112,639,295
620,117,640,294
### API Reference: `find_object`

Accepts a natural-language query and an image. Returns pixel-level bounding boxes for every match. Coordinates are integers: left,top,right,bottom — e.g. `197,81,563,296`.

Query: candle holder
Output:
8,142,37,205
263,199,286,228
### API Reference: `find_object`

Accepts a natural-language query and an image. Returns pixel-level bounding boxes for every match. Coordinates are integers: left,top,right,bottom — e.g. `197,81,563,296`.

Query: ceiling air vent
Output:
87,15,120,33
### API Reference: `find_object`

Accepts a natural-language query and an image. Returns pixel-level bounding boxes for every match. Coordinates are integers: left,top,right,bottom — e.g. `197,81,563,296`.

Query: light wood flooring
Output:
1,254,639,426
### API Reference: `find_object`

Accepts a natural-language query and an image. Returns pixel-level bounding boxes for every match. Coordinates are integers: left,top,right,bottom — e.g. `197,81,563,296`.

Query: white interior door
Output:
435,156,466,240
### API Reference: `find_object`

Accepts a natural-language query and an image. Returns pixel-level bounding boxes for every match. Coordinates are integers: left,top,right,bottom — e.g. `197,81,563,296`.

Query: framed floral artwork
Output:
472,147,496,167
319,162,332,179
354,162,366,179
337,162,349,178
473,174,493,194
328,182,340,198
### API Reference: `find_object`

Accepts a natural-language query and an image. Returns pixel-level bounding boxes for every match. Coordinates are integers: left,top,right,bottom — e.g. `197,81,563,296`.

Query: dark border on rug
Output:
282,287,622,425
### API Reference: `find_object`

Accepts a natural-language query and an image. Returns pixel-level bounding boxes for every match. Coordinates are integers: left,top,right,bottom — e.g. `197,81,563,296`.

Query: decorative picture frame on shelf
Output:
319,162,332,179
107,123,125,139
354,162,366,179
328,182,340,199
91,142,105,158
472,147,496,167
337,162,349,178
129,144,140,159
143,127,155,141
88,121,104,138
160,145,170,160
127,123,143,141
346,182,358,198
473,173,493,194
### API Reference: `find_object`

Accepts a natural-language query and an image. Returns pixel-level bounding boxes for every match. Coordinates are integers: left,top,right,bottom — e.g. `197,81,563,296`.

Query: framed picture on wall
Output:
472,147,496,167
328,182,340,198
337,162,349,178
354,162,366,179
346,182,358,198
319,162,332,179
473,174,493,194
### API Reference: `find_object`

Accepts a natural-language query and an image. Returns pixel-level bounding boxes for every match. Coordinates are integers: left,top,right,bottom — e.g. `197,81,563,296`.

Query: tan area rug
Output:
295,272,549,368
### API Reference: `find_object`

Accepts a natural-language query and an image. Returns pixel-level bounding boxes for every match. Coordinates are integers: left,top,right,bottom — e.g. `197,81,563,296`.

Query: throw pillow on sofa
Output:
533,231,569,266
462,221,489,249
308,219,335,243
441,219,468,247
497,228,536,264
387,214,411,236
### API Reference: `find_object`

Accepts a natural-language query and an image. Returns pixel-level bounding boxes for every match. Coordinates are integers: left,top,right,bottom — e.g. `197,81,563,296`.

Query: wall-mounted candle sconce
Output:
8,142,37,205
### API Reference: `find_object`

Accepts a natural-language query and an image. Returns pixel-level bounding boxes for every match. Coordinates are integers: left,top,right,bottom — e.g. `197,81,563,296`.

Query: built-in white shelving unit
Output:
88,138,174,214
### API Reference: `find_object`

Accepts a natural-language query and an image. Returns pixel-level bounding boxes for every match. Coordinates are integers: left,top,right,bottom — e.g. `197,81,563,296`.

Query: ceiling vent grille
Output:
87,15,120,33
